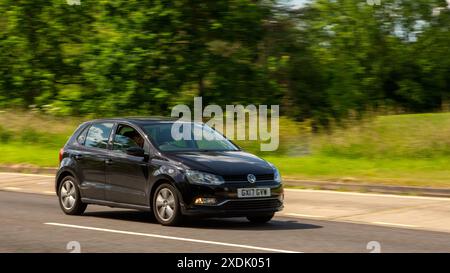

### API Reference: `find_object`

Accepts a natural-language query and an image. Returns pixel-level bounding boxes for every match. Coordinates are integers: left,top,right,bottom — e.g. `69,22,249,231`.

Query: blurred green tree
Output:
0,0,449,125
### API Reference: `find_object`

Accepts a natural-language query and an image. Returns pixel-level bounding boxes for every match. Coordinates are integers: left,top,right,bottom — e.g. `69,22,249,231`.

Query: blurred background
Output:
0,0,449,188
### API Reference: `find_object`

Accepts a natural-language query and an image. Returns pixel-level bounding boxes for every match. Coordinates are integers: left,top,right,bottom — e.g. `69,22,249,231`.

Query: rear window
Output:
84,123,114,149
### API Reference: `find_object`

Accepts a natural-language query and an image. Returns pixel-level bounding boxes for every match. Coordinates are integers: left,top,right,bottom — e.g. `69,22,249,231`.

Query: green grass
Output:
262,112,450,188
264,155,450,188
1,110,450,188
0,142,61,167
314,112,450,159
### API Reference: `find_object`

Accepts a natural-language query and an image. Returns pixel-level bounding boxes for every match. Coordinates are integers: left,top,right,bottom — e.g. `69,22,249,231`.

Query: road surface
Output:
1,172,450,252
1,172,450,232
1,189,450,253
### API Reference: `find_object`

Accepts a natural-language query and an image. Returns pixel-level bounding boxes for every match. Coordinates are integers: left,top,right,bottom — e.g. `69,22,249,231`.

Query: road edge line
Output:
44,222,301,253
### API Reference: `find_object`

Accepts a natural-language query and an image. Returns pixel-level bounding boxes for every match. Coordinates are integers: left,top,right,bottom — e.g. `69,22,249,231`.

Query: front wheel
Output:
247,213,275,224
153,183,183,226
58,176,87,215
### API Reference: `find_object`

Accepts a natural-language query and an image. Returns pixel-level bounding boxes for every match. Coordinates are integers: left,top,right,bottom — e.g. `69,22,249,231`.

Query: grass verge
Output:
264,155,450,188
1,110,450,188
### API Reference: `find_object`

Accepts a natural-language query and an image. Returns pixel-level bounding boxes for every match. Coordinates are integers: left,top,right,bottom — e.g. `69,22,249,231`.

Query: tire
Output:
58,175,87,215
247,213,275,224
152,183,182,226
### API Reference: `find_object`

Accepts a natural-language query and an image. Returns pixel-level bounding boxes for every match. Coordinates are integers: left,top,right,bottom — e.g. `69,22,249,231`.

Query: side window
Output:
113,125,145,152
76,126,89,145
85,123,114,149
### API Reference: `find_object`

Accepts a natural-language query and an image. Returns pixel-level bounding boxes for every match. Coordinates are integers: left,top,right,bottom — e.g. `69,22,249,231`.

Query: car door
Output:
74,122,114,201
105,123,150,206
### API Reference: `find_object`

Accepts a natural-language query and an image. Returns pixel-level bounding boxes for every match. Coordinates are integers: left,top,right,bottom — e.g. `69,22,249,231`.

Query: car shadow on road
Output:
83,209,322,231
180,217,322,231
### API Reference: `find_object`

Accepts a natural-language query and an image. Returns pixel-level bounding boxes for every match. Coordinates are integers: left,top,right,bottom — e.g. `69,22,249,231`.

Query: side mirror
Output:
125,147,146,157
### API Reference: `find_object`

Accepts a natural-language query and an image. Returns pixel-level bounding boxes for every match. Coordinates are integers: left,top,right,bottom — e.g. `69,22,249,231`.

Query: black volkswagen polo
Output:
56,118,284,226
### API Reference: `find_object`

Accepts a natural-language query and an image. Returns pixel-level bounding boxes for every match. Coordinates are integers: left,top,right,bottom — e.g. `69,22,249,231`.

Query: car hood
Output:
162,151,274,175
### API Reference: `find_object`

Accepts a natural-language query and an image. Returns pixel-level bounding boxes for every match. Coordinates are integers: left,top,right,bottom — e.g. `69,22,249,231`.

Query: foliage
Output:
0,0,449,126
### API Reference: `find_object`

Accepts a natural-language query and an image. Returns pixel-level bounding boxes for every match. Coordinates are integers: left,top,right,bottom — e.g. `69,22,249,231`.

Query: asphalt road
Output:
1,191,449,253
3,172,450,233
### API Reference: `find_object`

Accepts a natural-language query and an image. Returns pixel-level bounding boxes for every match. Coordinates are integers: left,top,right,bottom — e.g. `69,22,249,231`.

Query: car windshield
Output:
142,122,240,152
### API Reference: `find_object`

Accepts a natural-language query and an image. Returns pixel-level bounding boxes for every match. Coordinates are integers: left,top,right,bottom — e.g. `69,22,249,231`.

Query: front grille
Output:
222,198,282,210
223,173,274,182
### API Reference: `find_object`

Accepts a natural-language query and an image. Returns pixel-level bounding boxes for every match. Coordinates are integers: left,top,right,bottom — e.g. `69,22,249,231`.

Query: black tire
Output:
247,213,275,224
152,183,183,226
58,175,87,215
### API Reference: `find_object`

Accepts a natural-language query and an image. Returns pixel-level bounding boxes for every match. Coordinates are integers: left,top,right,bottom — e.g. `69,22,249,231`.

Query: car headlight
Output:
274,168,282,183
185,170,224,185
268,163,282,183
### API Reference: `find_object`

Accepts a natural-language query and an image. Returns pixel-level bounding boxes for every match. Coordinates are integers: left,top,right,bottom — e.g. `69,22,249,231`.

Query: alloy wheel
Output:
155,188,176,221
60,180,77,210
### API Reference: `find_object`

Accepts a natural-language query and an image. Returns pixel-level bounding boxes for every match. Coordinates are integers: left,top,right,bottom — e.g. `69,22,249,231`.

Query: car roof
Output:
85,116,184,125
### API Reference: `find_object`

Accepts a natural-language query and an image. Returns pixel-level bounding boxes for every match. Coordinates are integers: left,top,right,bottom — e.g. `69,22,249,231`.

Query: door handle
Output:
105,159,113,165
74,154,83,160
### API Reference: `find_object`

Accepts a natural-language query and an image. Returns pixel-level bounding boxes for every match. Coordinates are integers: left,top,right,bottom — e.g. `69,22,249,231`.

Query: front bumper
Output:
178,181,284,217
181,198,283,217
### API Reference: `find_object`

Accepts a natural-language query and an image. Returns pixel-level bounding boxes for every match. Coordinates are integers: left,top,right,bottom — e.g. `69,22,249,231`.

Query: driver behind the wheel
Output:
122,130,144,148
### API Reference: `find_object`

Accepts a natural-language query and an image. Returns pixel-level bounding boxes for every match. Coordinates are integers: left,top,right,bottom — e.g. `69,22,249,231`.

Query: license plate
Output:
237,188,271,198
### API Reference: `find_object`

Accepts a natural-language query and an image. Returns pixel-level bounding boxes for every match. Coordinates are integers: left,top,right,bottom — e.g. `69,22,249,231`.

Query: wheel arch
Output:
55,168,77,195
149,176,182,210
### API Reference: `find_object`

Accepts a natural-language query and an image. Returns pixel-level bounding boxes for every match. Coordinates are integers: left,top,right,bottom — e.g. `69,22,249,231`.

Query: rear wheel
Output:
247,213,275,224
153,183,182,226
58,176,87,215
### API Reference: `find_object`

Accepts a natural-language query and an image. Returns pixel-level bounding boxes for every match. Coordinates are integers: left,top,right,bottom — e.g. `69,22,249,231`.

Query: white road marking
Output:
43,191,56,195
45,222,300,253
2,187,23,191
285,188,450,201
284,213,325,218
0,172,55,178
371,221,419,228
283,213,422,230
